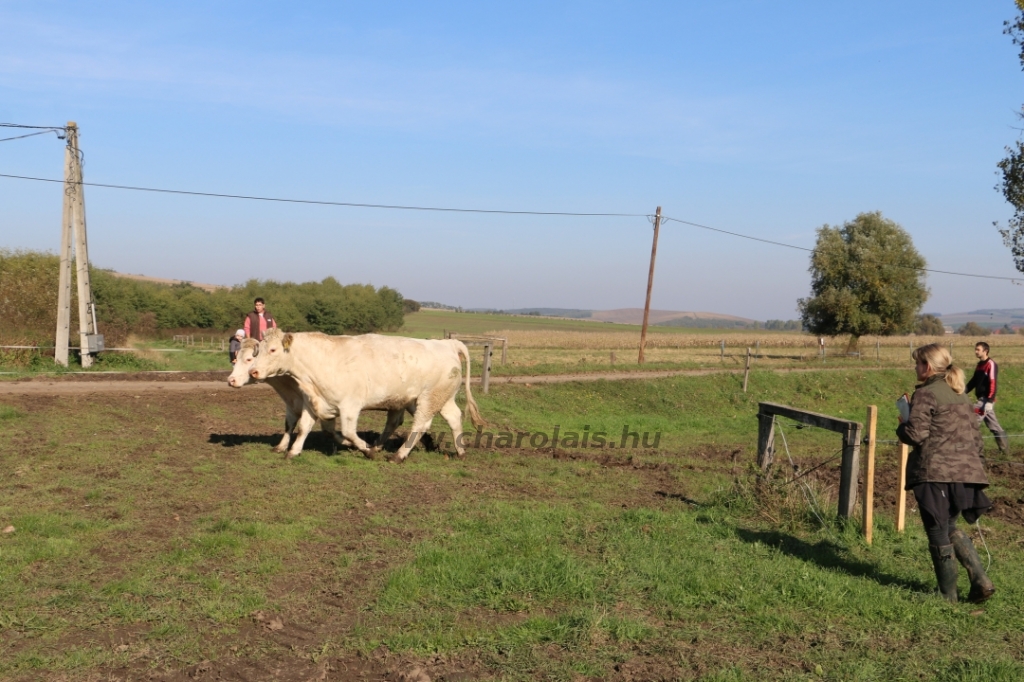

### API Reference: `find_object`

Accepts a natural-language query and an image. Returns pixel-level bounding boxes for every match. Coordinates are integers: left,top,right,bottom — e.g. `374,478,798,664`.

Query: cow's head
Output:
249,327,294,380
227,338,261,387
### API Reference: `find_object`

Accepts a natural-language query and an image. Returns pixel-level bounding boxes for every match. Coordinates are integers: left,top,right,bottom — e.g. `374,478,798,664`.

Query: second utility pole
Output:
638,206,662,364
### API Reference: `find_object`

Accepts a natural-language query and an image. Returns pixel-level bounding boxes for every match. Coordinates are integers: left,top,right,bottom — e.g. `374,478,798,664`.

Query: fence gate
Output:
756,402,863,519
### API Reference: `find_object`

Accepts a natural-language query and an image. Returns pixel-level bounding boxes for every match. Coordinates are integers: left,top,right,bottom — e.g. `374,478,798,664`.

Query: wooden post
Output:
756,413,776,473
54,126,75,367
755,339,760,362
743,347,752,392
720,339,725,360
501,338,507,365
482,342,492,394
863,406,877,544
610,351,616,365
637,206,661,364
896,442,909,532
876,339,880,365
838,422,863,519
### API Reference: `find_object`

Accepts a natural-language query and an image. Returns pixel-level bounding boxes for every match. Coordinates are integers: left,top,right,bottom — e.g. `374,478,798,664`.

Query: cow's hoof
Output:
364,450,380,461
272,446,286,454
285,452,301,460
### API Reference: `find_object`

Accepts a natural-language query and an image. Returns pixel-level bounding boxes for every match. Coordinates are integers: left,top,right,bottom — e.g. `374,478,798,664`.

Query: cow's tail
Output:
453,340,486,428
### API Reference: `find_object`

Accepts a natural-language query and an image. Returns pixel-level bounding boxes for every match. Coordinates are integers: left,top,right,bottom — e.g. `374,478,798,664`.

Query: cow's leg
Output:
393,409,435,463
439,398,467,457
375,408,406,450
274,396,302,453
312,417,356,449
285,409,318,459
336,411,374,458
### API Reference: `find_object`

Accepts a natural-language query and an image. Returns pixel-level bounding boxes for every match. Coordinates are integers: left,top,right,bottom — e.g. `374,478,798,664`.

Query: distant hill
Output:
940,309,1024,328
592,308,754,326
445,305,757,327
467,307,593,318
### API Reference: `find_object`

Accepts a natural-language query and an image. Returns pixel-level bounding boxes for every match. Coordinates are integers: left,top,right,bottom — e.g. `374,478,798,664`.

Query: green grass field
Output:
2,366,1023,680
6,308,1008,377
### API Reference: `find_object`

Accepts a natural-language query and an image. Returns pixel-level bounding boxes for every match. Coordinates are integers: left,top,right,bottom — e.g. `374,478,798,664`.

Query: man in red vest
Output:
966,341,1009,456
243,297,277,341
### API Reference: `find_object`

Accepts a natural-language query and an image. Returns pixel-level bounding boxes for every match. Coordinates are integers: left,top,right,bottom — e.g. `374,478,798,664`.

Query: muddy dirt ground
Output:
2,379,1023,682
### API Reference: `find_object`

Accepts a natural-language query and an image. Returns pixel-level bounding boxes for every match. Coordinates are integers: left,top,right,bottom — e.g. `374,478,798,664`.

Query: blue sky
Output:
2,1,1023,320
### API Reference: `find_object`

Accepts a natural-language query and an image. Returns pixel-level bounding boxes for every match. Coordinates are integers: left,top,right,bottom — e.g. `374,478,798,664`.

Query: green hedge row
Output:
0,249,408,345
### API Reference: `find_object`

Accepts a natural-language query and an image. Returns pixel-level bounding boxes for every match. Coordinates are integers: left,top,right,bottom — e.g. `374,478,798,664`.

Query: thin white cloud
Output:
0,9,776,162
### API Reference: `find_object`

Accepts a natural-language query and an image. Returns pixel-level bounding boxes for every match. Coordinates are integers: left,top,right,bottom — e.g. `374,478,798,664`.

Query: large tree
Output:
998,2,1024,270
798,212,928,346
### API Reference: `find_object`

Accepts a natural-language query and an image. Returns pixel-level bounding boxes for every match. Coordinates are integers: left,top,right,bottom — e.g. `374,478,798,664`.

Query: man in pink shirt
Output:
243,297,277,341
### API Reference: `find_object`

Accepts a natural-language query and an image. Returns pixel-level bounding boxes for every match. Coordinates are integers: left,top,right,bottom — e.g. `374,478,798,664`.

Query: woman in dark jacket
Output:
896,343,994,603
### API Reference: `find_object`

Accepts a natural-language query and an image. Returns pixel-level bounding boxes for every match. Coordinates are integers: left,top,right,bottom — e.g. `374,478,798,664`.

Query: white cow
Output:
248,329,485,461
227,337,414,454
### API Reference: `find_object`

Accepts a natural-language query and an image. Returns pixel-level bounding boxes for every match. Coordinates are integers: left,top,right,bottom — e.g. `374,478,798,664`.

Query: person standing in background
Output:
966,341,1009,456
229,329,244,364
243,298,277,341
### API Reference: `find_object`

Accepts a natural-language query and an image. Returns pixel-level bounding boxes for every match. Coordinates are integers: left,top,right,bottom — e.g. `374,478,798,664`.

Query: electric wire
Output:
0,128,1021,283
0,122,66,130
0,173,646,218
661,215,1024,283
0,130,61,143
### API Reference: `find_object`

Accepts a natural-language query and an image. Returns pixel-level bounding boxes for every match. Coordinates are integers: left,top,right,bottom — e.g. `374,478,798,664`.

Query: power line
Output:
0,122,66,130
1,169,1020,283
661,215,1024,283
0,122,67,143
0,173,646,218
0,130,61,143
662,216,815,252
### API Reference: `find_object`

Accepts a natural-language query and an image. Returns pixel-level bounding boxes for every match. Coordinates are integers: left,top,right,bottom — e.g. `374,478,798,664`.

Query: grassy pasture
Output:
10,308,1024,377
2,367,1024,680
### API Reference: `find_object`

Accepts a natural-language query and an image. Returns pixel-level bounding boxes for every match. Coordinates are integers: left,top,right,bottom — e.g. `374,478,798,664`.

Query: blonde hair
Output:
912,343,965,394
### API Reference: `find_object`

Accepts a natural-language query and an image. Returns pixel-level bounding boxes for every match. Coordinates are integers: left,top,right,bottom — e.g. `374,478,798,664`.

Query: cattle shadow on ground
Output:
734,528,930,593
207,431,439,456
207,432,341,454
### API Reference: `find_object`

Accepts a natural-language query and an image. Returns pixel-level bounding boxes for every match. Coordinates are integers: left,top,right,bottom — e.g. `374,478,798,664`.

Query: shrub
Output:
2,250,411,343
916,314,945,335
958,321,991,336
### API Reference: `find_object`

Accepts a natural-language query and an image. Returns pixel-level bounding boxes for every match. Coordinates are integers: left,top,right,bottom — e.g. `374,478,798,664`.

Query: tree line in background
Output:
0,249,408,347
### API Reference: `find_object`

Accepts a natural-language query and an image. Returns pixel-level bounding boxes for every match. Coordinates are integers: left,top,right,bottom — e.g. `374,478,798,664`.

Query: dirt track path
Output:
0,366,892,395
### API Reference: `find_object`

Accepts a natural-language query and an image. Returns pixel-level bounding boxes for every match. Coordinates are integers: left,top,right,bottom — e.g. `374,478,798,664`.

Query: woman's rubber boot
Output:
949,529,995,603
928,544,959,603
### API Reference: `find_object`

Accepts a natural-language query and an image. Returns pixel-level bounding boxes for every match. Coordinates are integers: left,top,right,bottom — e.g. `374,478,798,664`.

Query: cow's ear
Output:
282,333,294,351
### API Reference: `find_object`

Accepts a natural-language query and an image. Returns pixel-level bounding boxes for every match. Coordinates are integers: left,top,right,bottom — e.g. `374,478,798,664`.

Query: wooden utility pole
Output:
638,206,661,364
54,122,102,367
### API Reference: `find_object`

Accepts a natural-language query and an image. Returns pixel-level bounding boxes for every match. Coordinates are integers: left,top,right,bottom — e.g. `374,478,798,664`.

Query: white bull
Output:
227,337,414,455
248,329,485,461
